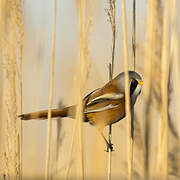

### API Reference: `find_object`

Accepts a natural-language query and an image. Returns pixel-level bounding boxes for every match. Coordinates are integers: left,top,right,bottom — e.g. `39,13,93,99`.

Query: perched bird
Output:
19,71,143,150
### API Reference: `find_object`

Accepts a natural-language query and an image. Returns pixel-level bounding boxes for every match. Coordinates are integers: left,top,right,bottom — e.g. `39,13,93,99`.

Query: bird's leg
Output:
98,128,113,152
108,124,113,152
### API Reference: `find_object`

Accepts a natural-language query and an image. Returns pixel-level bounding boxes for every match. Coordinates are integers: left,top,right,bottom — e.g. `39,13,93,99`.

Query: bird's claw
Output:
106,143,114,152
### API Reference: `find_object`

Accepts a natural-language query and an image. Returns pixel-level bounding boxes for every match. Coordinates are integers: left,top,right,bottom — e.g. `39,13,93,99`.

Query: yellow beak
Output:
138,80,144,86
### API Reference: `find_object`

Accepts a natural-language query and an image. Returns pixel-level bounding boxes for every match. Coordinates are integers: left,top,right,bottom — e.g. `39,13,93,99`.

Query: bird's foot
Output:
106,143,114,152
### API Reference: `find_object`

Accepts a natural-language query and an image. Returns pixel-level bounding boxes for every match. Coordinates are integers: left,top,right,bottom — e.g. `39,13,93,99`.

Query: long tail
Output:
18,106,76,120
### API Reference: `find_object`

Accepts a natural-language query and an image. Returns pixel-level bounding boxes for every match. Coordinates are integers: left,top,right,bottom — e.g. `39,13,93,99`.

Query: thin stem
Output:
132,0,136,71
19,38,23,180
111,2,116,76
157,0,170,179
122,0,133,180
171,0,180,138
65,0,86,179
108,124,112,180
106,0,116,77
77,0,85,179
144,0,154,177
106,1,116,180
65,119,79,180
45,0,56,179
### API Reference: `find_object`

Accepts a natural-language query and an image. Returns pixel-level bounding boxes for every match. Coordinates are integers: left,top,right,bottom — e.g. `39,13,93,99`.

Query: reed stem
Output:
45,0,56,179
122,0,133,179
132,0,136,71
157,0,170,179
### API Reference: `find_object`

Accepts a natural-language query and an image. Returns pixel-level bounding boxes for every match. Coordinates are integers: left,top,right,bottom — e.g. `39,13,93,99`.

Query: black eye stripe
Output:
130,79,138,96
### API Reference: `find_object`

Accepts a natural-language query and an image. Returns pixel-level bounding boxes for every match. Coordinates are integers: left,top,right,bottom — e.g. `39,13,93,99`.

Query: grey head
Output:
115,71,143,107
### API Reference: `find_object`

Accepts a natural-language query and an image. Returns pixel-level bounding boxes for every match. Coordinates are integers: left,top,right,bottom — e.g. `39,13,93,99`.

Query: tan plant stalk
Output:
0,0,2,59
51,120,58,179
1,0,24,179
132,0,136,71
105,1,116,179
107,142,112,180
122,0,133,179
0,0,4,176
105,0,116,78
143,0,160,178
170,0,180,174
156,0,170,179
108,65,112,180
171,0,180,136
65,0,91,179
16,1,24,178
75,0,85,178
45,0,56,179
51,103,64,180
65,118,79,179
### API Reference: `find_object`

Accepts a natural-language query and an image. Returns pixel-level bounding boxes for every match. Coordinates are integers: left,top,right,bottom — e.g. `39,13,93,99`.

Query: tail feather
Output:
18,106,76,120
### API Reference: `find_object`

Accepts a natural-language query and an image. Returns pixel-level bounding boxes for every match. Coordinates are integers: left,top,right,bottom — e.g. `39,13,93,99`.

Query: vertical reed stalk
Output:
106,1,116,179
171,0,180,137
45,0,56,179
76,1,85,178
108,63,113,180
65,0,90,179
51,119,58,179
157,0,170,179
132,0,136,71
170,1,180,173
65,119,79,179
16,1,24,178
2,1,24,179
0,0,2,64
144,0,156,177
105,0,116,79
108,124,112,180
0,0,4,176
122,0,133,179
109,0,116,77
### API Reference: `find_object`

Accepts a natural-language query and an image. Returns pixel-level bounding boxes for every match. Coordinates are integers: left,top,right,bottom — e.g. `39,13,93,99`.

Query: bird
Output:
19,71,143,150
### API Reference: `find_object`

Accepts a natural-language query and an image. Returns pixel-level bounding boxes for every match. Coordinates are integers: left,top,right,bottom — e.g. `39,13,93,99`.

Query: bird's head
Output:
115,71,143,105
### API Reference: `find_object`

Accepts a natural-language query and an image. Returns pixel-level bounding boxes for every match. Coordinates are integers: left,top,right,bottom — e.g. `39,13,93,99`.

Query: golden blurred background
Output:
0,0,180,179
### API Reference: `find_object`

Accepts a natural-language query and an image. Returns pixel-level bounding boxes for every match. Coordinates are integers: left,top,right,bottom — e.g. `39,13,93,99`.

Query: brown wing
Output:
84,78,125,127
87,79,121,103
85,97,125,128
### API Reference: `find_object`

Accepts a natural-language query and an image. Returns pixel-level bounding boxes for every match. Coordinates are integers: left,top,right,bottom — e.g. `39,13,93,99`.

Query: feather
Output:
87,93,124,106
18,106,76,120
84,103,120,114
